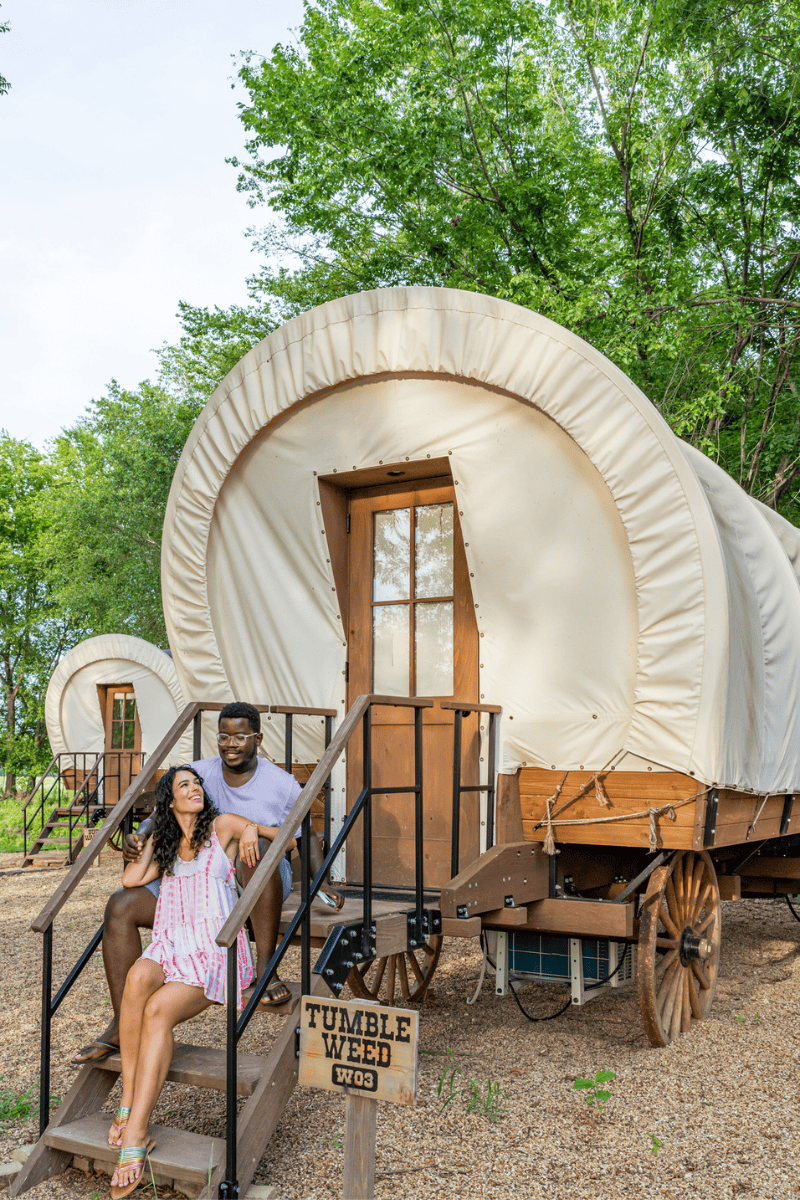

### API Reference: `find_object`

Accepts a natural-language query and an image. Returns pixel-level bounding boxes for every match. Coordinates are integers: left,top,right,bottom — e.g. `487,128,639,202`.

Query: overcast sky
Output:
0,0,304,448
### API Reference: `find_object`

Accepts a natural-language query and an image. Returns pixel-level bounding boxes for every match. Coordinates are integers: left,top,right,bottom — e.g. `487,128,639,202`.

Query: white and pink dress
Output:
141,828,253,1006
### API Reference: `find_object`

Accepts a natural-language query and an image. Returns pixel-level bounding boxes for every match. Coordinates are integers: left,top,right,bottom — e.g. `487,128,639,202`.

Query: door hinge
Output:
344,661,349,683
346,513,351,534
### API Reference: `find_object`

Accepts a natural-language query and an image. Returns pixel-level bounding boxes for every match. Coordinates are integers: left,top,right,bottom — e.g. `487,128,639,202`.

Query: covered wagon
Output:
24,634,190,865
155,286,800,1047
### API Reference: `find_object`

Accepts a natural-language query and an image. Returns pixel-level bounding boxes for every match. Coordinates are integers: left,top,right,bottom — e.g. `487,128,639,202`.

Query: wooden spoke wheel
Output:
638,849,721,1047
347,934,443,1006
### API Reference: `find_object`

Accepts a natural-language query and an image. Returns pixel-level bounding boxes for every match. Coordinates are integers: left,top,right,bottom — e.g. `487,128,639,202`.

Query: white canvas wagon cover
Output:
45,633,190,763
161,287,800,794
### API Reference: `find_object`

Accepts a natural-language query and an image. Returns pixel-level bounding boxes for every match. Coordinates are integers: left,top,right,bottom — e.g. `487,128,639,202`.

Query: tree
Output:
0,434,73,794
42,382,202,646
224,0,800,522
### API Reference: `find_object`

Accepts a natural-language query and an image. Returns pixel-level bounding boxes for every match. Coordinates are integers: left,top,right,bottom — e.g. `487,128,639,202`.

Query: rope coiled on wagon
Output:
538,790,710,854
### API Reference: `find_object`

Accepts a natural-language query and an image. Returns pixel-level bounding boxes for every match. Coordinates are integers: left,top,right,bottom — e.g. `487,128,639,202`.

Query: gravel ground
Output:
1,852,799,1200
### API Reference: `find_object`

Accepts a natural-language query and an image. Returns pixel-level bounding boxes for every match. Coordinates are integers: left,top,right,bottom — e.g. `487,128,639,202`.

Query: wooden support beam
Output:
439,841,549,919
11,1065,116,1195
482,897,635,940
373,913,410,958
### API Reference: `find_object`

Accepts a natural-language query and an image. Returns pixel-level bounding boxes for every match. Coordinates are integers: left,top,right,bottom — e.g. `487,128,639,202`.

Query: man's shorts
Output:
143,852,293,902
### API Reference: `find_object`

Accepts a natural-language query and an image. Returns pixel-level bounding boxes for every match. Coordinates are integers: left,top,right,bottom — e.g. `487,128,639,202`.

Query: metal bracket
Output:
613,851,669,905
781,794,794,836
218,1182,240,1198
407,909,442,946
313,922,376,995
294,1025,301,1059
703,787,719,848
548,853,558,899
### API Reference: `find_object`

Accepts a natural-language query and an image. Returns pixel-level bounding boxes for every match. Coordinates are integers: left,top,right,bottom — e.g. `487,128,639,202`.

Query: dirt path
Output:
1,856,798,1200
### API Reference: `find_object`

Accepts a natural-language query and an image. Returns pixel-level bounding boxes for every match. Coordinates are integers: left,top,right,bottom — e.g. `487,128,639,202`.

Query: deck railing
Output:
22,752,147,863
441,700,501,877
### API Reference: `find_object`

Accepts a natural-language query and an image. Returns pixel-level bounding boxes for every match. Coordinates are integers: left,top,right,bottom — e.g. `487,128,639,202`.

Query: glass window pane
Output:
124,722,135,749
415,503,453,598
125,698,136,722
373,605,410,695
111,723,122,749
415,601,453,695
373,509,410,601
112,698,122,721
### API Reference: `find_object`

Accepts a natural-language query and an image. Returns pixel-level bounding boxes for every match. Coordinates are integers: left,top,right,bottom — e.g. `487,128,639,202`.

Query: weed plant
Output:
436,1048,508,1124
572,1070,616,1115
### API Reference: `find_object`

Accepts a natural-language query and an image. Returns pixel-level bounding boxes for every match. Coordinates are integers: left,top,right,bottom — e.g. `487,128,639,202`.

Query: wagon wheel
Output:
637,849,721,1047
347,934,443,1005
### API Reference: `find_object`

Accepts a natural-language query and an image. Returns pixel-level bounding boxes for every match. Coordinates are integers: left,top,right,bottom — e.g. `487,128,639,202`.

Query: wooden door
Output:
346,477,479,889
101,685,143,804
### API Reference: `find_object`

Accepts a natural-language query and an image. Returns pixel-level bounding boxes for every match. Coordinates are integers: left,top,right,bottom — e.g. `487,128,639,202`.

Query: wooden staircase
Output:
12,892,417,1198
22,804,106,868
12,974,329,1199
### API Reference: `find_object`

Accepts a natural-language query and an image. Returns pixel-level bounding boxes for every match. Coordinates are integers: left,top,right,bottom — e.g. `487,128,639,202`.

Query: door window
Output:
372,501,454,696
110,692,137,750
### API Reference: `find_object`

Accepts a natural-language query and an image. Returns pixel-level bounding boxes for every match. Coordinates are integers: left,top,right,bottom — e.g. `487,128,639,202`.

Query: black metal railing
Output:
22,752,147,863
29,700,336,1142
30,694,500,1195
214,694,434,1198
441,701,501,878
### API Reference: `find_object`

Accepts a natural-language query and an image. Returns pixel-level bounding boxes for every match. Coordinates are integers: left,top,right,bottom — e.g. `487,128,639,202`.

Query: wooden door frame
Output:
96,683,142,754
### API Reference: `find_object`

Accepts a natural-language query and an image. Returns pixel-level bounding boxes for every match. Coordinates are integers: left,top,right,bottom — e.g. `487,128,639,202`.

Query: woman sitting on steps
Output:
107,764,295,1198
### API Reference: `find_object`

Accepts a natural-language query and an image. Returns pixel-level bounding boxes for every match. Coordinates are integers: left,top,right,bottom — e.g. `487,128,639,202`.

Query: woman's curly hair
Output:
152,765,218,876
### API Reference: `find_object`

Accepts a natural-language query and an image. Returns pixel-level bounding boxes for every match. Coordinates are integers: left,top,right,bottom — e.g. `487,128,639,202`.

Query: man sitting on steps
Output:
72,700,341,1065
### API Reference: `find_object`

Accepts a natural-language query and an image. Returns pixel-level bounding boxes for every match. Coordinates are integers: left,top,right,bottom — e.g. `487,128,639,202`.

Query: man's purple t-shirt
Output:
191,756,302,838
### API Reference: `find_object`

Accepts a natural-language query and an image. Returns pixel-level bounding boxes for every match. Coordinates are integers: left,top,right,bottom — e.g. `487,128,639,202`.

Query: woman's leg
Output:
113,981,213,1188
110,959,165,1144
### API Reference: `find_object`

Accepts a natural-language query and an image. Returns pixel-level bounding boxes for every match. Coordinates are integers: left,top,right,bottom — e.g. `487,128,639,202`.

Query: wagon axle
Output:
678,929,714,967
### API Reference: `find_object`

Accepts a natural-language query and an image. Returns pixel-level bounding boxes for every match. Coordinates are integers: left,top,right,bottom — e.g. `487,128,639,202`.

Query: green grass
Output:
0,1079,61,1125
0,796,27,853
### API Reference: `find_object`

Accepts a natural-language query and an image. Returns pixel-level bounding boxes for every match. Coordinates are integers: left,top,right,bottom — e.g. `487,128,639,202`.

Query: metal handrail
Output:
215,694,434,1196
31,699,338,1144
439,701,502,877
23,753,104,859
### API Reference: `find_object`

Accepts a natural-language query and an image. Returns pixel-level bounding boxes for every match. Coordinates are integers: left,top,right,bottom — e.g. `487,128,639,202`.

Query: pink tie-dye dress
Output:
141,828,253,1006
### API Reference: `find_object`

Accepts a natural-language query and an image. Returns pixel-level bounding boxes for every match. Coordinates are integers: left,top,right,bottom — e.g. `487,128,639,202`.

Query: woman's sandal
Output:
107,1106,131,1147
110,1139,155,1199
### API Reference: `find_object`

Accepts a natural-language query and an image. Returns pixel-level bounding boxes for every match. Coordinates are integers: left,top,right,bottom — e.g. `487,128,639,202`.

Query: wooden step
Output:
94,1042,269,1096
44,1112,224,1194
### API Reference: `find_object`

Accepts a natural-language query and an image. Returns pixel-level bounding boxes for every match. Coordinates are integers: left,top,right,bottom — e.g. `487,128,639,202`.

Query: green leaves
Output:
224,0,800,525
573,1069,617,1114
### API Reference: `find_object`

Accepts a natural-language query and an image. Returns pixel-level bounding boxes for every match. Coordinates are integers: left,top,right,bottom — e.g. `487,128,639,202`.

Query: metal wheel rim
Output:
637,849,721,1047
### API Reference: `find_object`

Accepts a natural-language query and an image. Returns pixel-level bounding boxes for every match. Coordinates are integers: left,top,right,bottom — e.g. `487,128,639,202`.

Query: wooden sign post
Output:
298,995,419,1199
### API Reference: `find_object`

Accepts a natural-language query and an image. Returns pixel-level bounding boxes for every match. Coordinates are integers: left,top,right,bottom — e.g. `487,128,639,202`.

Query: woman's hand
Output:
238,822,260,868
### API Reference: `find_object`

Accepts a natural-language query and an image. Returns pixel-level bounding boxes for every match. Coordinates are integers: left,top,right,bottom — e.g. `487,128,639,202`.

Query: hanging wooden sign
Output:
298,996,418,1107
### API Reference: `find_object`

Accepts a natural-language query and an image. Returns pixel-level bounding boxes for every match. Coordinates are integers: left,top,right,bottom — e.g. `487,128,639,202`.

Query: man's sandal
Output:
258,979,293,1008
108,1106,131,1147
318,889,345,911
110,1139,155,1199
72,1038,118,1065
